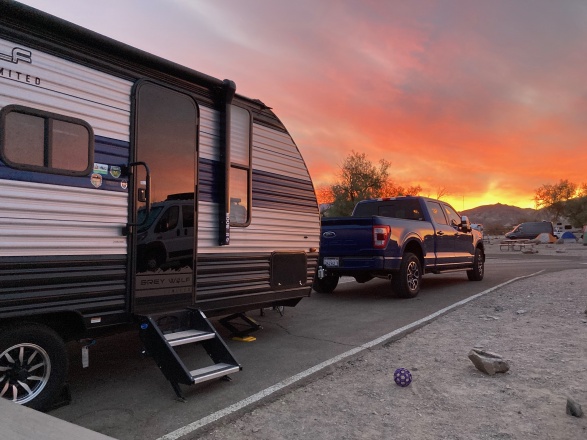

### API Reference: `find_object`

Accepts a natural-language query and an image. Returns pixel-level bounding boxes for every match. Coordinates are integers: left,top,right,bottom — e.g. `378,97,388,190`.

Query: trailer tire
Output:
467,248,484,281
0,323,68,412
391,252,422,298
313,274,339,293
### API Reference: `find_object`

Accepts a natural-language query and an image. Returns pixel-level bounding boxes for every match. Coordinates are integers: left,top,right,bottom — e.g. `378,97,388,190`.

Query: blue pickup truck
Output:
315,196,485,297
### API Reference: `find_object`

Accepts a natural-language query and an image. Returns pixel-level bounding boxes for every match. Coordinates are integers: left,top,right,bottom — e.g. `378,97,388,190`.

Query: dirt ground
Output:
197,242,587,440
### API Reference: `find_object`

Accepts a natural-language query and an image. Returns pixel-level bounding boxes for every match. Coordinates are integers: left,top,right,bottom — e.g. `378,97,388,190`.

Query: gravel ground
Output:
196,243,587,440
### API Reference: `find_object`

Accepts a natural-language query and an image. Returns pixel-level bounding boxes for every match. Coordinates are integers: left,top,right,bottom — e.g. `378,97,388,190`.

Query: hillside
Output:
461,203,549,234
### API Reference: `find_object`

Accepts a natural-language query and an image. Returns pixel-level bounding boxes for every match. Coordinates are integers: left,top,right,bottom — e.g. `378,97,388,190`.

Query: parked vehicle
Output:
0,2,319,411
315,196,485,298
553,223,573,239
505,221,554,240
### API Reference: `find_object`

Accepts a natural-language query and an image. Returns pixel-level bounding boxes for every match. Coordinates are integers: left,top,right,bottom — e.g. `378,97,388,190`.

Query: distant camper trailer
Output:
505,221,554,240
471,223,484,237
0,2,319,411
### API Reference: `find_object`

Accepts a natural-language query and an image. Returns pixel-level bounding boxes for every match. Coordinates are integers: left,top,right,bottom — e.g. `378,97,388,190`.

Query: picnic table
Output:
499,239,534,252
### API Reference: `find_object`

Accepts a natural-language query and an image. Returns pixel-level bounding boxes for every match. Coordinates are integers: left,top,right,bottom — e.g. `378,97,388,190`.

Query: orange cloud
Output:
20,0,587,210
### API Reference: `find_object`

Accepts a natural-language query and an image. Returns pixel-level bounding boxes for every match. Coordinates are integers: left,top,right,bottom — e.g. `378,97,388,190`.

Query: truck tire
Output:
467,248,484,281
392,252,422,298
313,274,339,293
0,323,68,412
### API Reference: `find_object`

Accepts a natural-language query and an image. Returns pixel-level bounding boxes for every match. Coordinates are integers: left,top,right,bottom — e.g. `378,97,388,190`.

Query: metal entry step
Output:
190,363,241,384
165,329,216,347
138,309,241,401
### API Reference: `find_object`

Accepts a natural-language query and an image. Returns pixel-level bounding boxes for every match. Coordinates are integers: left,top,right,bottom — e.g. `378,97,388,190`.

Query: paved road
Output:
50,254,584,440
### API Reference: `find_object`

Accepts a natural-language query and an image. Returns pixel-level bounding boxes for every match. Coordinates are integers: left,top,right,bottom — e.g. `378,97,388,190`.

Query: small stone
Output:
567,397,583,417
516,309,527,315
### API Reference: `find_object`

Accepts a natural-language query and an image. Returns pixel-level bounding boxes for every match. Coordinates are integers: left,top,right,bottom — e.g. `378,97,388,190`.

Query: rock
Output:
566,397,583,417
468,349,510,375
516,309,527,315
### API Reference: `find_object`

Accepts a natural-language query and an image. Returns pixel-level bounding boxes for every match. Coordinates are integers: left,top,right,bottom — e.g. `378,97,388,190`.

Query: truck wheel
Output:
392,252,422,298
0,323,68,412
467,248,484,281
313,274,339,293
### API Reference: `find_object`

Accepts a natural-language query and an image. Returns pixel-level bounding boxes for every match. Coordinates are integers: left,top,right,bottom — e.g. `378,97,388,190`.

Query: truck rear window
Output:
353,199,424,221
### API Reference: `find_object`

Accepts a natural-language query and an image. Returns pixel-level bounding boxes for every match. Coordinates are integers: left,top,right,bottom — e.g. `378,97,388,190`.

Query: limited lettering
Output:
0,67,41,85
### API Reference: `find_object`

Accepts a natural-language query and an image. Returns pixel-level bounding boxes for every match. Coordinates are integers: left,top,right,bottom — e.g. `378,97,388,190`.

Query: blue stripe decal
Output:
0,135,130,192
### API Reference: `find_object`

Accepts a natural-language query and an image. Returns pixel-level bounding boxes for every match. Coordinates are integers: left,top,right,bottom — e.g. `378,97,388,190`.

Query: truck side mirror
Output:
460,215,472,232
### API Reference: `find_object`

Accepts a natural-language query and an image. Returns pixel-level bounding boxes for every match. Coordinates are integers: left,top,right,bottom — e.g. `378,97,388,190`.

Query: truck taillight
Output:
373,225,391,249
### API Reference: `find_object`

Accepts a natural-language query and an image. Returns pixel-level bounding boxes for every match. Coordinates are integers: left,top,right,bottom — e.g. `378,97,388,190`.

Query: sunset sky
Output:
19,0,587,210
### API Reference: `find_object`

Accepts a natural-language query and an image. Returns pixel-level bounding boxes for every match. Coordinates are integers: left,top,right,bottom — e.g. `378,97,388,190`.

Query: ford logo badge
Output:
323,231,336,238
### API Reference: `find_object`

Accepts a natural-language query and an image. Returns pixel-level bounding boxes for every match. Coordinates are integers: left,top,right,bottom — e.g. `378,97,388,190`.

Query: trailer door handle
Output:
123,161,151,230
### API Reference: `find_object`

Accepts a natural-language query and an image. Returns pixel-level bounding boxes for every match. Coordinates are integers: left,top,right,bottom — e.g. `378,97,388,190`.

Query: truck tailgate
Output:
320,217,375,256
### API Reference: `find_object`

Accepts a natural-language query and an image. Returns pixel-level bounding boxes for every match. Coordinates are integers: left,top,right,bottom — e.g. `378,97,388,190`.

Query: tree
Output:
323,151,421,217
533,179,578,222
435,187,450,200
565,196,587,227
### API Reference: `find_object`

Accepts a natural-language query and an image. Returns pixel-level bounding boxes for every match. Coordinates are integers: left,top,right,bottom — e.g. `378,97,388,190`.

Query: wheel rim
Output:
407,260,420,291
0,343,51,404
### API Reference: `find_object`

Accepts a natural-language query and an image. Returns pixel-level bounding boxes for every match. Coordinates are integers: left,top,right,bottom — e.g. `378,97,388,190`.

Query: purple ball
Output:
394,368,412,387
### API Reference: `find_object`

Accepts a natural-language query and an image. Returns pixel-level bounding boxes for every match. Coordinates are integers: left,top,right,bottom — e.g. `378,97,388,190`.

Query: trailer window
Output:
229,105,252,226
0,105,93,176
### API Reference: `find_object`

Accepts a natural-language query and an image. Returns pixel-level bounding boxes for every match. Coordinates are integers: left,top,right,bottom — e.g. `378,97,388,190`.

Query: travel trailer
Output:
0,2,320,410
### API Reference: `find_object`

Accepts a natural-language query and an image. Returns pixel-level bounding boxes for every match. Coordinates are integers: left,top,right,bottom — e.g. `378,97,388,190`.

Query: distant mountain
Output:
461,203,550,234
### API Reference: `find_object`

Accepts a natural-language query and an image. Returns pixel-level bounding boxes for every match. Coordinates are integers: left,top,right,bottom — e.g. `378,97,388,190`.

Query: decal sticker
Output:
93,163,108,175
121,180,128,189
90,173,103,188
110,166,122,178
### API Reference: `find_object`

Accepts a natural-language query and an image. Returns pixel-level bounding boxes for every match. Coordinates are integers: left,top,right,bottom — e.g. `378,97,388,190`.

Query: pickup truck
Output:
314,196,485,298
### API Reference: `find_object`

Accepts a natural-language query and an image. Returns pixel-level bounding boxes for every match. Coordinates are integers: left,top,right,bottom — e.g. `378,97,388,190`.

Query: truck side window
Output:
229,105,252,226
0,104,93,176
443,205,461,228
426,201,448,225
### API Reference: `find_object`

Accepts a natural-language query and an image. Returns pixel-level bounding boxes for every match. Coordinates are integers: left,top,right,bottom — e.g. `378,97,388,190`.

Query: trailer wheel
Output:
467,248,484,281
391,252,422,298
0,323,68,412
313,274,339,293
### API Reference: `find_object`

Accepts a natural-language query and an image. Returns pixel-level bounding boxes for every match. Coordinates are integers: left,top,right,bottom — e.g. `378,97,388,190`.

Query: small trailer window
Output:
229,105,252,226
0,105,93,175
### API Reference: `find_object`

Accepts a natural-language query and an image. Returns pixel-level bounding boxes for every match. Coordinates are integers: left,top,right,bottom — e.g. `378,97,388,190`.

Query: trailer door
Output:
132,81,199,314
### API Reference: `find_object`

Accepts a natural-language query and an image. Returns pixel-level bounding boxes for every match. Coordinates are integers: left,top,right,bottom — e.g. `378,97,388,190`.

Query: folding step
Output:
165,329,216,347
190,363,241,384
138,308,241,401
